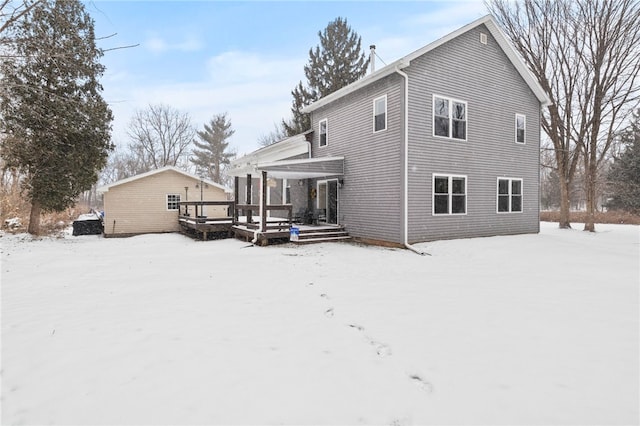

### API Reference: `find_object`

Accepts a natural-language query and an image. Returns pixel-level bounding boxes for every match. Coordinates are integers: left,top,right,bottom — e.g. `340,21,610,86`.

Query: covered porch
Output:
227,133,346,245
230,156,346,245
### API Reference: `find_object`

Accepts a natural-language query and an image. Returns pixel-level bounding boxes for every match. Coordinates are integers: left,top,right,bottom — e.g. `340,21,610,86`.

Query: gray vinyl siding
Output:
306,23,541,244
309,74,404,243
406,24,540,242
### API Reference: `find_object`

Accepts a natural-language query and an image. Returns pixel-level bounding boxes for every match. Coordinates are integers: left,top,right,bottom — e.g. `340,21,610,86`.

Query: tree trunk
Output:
583,158,598,232
558,176,572,229
27,199,41,235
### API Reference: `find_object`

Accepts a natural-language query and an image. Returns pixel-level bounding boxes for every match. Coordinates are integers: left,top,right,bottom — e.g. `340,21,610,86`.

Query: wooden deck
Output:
178,200,350,245
178,201,235,240
232,223,350,245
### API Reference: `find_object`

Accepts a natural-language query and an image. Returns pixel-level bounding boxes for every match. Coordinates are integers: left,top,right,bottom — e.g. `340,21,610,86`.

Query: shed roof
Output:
97,166,232,194
301,15,551,114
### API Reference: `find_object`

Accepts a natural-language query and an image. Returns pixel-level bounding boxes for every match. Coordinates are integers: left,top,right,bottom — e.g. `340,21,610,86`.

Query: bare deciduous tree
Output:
488,0,582,229
127,104,195,171
99,144,147,185
488,0,640,231
258,123,287,147
573,0,640,231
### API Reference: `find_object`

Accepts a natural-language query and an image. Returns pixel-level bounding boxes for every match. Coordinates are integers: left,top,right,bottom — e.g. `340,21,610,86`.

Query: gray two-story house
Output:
229,15,550,248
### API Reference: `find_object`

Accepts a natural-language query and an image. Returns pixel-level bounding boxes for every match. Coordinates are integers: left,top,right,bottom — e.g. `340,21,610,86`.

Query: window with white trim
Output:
319,118,328,147
167,194,181,211
373,95,387,132
433,95,467,140
515,114,526,144
433,174,467,215
497,178,523,213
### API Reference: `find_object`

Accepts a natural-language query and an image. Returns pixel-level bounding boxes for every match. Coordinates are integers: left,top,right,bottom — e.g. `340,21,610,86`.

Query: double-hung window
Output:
497,178,523,213
515,114,526,144
319,118,328,147
167,194,181,211
373,95,387,132
433,174,467,215
433,95,467,140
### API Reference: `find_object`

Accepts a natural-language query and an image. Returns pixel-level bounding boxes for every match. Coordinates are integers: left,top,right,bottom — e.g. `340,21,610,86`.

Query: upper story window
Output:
319,118,328,147
515,114,526,144
373,95,387,132
433,95,467,141
497,178,523,213
433,174,467,215
167,194,180,211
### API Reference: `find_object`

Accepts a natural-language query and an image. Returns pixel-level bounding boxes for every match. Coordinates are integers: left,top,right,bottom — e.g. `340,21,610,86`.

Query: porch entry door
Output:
317,179,338,224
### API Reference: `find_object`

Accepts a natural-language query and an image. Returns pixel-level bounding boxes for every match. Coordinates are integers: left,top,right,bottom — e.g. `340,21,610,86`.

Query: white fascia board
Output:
482,17,552,106
97,166,232,194
229,134,310,177
258,156,344,168
259,170,338,179
301,15,551,113
301,60,409,113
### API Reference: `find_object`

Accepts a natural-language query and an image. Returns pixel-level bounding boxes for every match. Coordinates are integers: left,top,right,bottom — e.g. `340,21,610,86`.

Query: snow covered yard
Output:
1,222,638,425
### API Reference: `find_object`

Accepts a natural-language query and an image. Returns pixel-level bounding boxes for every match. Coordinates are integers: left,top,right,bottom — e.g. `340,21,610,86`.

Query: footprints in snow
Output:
409,374,434,393
310,281,393,359
308,281,433,394
348,324,392,358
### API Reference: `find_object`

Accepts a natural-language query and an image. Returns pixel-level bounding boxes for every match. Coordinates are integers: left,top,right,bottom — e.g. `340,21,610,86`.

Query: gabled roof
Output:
229,132,311,176
301,15,551,113
97,166,232,194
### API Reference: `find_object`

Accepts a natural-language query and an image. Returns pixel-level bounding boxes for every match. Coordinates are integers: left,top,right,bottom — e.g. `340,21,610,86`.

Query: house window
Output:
497,178,523,213
433,174,467,215
319,118,328,147
515,114,526,144
373,95,387,132
433,95,467,140
167,194,180,211
283,179,291,204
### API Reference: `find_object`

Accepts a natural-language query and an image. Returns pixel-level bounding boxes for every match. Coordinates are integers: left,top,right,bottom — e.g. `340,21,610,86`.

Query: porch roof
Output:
258,156,344,179
229,132,311,177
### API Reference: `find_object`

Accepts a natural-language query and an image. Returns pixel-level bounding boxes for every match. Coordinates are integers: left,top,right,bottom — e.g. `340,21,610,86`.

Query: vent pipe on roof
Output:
370,45,376,73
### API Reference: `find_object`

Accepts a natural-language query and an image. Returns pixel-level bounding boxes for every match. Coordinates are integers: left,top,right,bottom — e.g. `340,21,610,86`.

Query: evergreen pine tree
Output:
305,17,369,98
283,17,369,137
190,113,235,183
281,81,314,137
607,112,640,213
0,0,113,235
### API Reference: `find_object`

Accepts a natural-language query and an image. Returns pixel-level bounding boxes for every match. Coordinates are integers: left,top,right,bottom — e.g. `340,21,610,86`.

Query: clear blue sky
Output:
85,0,488,156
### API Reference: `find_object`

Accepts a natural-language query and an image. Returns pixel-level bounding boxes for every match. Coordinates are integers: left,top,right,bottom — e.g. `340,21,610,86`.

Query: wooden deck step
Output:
293,226,351,244
294,235,352,244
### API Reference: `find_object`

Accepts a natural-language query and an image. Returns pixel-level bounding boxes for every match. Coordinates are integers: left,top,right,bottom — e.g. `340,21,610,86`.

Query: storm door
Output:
317,179,338,225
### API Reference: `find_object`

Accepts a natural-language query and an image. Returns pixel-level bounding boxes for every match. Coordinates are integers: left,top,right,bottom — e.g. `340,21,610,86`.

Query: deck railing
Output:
178,200,235,223
179,200,292,231
235,203,292,231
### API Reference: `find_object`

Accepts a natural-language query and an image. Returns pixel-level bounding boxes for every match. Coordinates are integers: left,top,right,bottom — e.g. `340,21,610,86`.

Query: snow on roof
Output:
97,166,232,194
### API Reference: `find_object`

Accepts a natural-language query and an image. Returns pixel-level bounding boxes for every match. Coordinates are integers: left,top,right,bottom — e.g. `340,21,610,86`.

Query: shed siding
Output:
310,74,404,243
103,170,228,236
406,24,540,241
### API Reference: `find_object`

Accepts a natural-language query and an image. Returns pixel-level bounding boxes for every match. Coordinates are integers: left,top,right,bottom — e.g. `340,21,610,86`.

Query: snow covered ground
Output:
1,222,638,425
